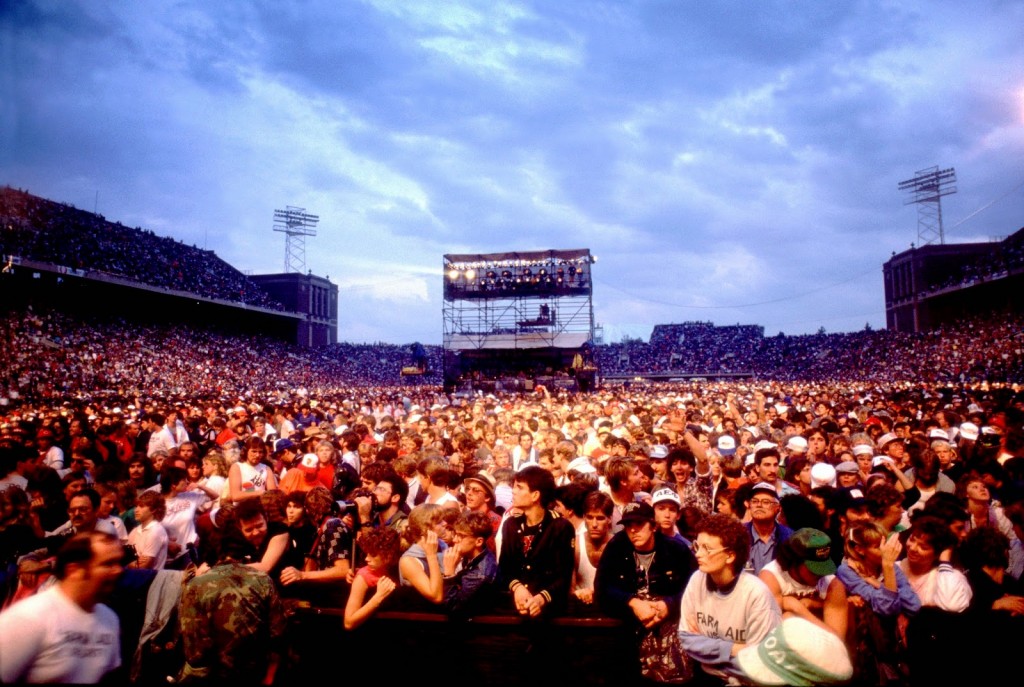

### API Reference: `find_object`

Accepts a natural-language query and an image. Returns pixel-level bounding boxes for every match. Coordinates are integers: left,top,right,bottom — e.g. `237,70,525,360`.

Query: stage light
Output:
502,270,513,280
522,268,532,277
465,269,476,280
448,269,460,281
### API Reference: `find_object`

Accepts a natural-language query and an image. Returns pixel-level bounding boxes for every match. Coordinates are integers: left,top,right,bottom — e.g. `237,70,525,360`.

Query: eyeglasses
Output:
691,542,730,556
749,498,778,507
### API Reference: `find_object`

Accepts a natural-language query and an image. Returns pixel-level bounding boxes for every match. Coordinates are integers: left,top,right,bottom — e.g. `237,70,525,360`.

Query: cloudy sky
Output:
3,0,1022,345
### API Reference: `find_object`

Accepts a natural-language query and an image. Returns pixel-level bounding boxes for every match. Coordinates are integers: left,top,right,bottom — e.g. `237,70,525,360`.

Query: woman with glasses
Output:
678,513,781,683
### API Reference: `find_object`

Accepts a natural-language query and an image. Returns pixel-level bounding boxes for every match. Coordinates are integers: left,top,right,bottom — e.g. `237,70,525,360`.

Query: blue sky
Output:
3,0,1022,344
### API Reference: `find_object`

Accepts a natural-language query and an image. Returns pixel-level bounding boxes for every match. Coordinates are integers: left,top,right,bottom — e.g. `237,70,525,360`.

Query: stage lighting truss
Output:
442,249,595,352
443,250,595,298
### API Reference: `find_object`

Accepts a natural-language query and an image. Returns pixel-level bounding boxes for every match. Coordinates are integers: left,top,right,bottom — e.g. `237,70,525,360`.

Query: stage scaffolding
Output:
442,249,596,390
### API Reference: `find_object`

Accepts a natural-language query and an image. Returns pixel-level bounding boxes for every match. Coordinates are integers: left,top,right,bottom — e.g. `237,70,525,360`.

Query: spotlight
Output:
448,269,460,281
465,269,476,280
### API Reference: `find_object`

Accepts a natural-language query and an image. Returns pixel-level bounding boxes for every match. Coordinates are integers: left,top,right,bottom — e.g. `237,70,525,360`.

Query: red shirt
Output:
315,465,335,491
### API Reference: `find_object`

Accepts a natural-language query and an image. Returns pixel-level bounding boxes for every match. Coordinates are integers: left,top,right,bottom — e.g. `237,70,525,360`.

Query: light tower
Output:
273,206,319,273
898,166,957,246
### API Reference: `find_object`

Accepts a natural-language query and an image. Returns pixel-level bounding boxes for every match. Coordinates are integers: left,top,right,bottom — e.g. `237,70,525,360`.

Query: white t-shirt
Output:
97,515,129,544
0,586,121,683
0,473,29,492
896,560,972,612
147,427,177,458
42,446,65,470
162,491,208,556
196,475,226,512
129,519,169,570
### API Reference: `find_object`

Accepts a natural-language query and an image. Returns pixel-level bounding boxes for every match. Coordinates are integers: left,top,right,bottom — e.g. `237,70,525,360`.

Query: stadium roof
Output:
444,249,590,264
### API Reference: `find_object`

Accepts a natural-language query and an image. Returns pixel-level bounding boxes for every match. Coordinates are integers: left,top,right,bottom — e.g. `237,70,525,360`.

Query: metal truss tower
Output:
898,166,957,246
273,206,320,273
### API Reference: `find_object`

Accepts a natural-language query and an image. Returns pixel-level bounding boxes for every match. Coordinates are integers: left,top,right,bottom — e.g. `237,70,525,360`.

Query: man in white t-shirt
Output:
145,412,178,458
0,531,123,683
36,428,65,470
128,491,169,570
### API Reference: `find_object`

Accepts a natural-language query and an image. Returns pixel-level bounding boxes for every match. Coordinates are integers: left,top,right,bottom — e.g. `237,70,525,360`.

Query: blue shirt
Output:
744,521,793,574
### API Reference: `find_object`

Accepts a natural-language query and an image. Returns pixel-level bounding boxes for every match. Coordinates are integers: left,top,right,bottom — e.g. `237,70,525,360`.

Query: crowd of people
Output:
2,186,1024,684
3,305,1024,419
1,187,284,311
1,364,1022,684
917,228,1024,296
596,313,1024,382
0,308,445,406
6,184,1023,389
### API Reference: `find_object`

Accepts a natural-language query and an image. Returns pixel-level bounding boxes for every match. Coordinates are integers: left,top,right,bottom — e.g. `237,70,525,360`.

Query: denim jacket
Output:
443,549,499,617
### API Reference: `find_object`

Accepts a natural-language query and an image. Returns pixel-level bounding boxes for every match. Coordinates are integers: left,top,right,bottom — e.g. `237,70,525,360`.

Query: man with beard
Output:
360,469,409,535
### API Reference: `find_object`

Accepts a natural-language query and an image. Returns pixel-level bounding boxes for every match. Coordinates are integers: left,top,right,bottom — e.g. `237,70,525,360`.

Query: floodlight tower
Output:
898,166,957,246
273,206,319,273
